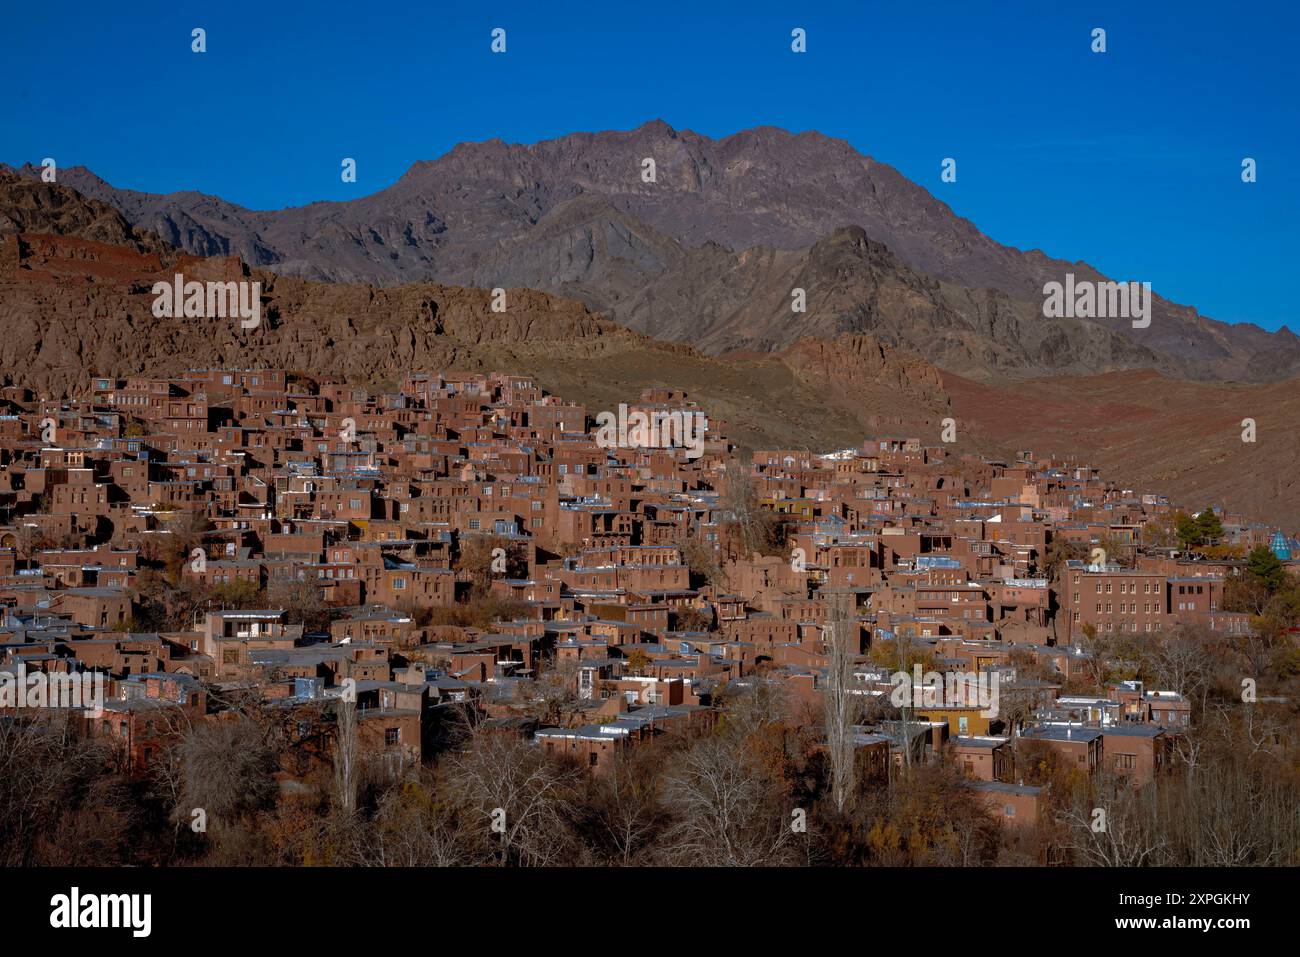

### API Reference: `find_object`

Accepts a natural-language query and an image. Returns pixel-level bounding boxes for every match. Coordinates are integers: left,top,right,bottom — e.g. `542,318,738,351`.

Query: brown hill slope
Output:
944,369,1300,529
11,120,1299,382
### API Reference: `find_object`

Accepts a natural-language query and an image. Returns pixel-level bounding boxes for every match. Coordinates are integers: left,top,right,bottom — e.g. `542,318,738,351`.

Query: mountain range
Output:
8,120,1298,382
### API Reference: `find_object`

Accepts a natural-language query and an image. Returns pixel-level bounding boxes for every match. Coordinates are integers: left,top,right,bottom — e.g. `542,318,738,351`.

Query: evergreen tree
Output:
1195,508,1224,545
1246,544,1287,593
1174,511,1200,547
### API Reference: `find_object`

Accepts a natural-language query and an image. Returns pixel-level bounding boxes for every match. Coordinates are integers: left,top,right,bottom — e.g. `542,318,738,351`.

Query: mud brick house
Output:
36,544,137,588
950,735,1014,782
533,701,707,771
46,587,131,630
1167,575,1223,616
92,672,206,774
1018,725,1104,775
852,730,892,783
971,781,1044,828
913,701,995,737
599,675,688,707
357,705,423,769
186,556,264,590
1101,725,1169,785
535,723,639,770
64,634,170,677
1142,690,1192,729
200,609,295,678
330,606,418,645
1061,561,1169,640
373,560,454,608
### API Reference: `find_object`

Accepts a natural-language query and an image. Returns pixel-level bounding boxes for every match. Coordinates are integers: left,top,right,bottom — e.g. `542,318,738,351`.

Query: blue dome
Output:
1269,531,1291,561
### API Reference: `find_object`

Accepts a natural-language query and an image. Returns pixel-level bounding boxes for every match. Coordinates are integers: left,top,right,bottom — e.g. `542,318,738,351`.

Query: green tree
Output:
1194,508,1224,546
1246,544,1287,594
1174,511,1200,547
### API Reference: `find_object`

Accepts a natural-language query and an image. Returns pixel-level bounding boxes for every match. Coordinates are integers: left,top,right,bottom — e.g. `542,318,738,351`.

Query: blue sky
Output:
2,0,1296,331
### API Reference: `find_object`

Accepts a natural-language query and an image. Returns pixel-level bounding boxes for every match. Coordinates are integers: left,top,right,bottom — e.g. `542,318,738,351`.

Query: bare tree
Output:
0,715,112,866
1144,626,1215,717
268,576,331,634
580,750,668,866
719,672,795,738
527,653,582,726
443,730,580,866
823,592,859,814
1056,773,1163,867
333,698,360,816
660,734,796,866
347,777,477,866
177,718,278,822
719,467,787,559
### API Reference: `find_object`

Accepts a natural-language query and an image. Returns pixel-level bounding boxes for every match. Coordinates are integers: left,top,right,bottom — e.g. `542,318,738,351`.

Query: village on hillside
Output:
1,368,1297,867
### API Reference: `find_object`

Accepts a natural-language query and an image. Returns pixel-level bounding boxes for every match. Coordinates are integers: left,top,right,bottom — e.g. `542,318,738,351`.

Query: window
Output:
1003,804,1016,818
384,728,400,746
392,577,406,590
1114,753,1136,770
589,752,598,767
